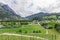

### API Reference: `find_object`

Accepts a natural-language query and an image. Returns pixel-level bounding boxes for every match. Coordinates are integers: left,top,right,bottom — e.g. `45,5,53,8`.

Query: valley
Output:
0,2,60,40
0,20,60,40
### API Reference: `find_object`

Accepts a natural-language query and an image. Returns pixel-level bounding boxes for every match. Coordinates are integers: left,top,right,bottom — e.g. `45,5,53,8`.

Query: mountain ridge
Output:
0,3,25,21
25,12,60,20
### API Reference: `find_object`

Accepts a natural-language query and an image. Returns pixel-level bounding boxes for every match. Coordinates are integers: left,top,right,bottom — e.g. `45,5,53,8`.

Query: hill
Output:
25,12,60,20
0,3,25,21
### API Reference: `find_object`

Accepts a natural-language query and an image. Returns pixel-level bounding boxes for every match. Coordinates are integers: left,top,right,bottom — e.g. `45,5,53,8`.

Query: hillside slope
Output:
0,3,25,21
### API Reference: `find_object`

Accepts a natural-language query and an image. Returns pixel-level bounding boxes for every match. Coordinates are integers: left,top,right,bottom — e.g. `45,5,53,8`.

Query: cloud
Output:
12,0,18,5
0,0,60,17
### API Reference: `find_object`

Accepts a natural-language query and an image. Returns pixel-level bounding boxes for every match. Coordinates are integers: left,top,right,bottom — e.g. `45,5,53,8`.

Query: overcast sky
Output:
0,0,60,17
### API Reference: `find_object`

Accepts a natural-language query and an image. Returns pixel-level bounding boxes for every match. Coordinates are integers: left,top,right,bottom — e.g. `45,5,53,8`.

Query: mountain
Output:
25,12,48,20
25,12,60,20
0,3,16,15
0,3,25,21
1,0,60,17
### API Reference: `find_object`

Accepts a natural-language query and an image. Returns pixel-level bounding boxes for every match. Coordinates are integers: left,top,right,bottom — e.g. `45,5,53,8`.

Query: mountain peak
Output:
0,2,25,21
0,2,5,6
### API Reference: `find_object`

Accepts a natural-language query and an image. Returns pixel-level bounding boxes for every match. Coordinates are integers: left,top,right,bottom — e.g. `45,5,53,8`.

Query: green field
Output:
0,35,44,40
0,21,60,40
0,24,46,34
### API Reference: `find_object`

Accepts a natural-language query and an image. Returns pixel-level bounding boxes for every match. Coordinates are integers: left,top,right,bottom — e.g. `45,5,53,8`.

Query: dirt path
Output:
0,33,48,40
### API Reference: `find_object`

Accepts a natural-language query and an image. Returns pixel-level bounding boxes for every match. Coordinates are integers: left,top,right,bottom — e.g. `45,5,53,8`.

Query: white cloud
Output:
0,0,60,17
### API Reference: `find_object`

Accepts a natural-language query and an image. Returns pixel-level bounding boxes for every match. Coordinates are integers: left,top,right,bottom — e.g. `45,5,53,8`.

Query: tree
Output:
55,23,60,32
25,31,27,34
33,17,39,20
19,30,22,32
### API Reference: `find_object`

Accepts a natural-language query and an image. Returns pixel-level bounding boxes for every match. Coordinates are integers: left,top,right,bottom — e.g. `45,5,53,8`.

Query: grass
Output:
0,35,43,40
0,23,60,40
19,24,46,34
0,24,46,34
0,34,60,40
0,34,52,40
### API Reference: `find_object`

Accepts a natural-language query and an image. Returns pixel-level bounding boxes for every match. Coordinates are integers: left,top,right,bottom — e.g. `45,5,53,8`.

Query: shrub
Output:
48,27,53,29
33,30,41,33
25,31,27,34
19,30,22,32
38,30,41,33
33,31,35,33
54,23,60,32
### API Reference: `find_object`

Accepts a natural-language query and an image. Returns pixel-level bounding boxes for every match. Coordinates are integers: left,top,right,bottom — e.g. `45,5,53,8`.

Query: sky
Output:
0,0,60,17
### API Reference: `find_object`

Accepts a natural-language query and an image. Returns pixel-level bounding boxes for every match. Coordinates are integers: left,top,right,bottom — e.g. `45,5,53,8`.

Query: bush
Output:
47,27,53,29
33,30,41,33
33,31,35,33
54,23,60,32
25,31,27,34
20,22,28,25
38,30,41,33
19,30,22,32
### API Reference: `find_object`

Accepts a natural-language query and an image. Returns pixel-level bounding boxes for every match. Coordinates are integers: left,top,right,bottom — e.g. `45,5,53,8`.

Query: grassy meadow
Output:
0,20,60,40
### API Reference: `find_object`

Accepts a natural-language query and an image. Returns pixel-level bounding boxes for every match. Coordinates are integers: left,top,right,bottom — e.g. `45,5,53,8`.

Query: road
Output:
0,33,48,40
